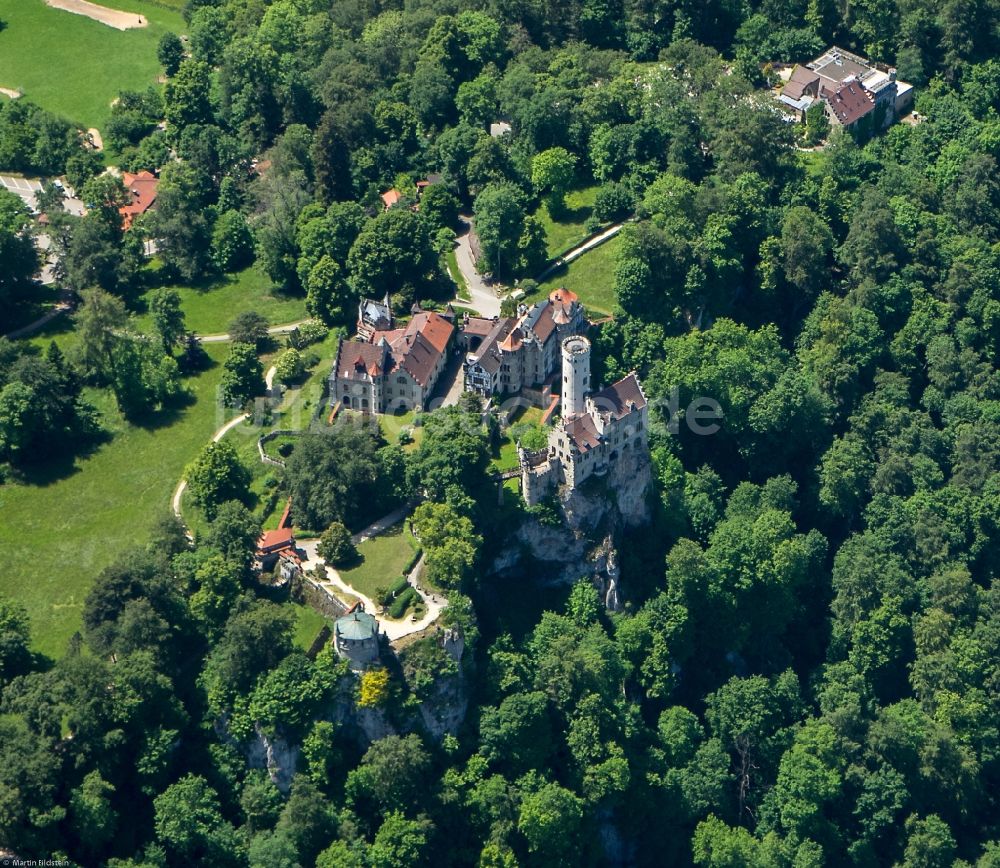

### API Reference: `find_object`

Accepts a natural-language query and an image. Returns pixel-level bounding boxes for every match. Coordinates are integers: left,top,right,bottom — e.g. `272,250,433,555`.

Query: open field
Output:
537,233,621,317
135,265,310,335
337,523,421,601
0,0,184,132
534,185,600,258
0,342,234,659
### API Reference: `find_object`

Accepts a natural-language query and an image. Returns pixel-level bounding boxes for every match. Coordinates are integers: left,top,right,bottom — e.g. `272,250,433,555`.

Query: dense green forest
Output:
4,0,1000,864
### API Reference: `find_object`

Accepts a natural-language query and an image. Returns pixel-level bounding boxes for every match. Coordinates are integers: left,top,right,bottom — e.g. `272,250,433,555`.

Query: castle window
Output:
397,376,406,384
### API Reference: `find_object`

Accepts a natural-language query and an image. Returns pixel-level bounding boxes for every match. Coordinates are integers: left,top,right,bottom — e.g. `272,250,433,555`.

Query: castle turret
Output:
561,335,590,417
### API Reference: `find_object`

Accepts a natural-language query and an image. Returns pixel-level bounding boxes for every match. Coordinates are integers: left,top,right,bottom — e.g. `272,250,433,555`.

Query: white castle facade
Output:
519,335,649,505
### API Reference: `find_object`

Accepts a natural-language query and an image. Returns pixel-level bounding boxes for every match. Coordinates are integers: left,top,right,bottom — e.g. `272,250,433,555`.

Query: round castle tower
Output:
561,335,591,418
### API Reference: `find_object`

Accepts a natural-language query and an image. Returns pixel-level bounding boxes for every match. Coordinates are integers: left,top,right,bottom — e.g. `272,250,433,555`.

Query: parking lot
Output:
0,173,85,216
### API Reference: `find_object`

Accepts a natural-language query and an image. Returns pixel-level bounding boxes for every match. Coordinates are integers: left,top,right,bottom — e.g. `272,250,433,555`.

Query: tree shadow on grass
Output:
550,201,592,226
9,425,113,487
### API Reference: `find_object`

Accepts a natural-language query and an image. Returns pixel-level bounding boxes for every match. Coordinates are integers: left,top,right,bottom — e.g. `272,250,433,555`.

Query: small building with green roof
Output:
333,604,381,669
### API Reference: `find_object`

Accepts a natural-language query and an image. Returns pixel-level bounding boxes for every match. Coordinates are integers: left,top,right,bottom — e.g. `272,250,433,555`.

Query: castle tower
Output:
561,335,590,417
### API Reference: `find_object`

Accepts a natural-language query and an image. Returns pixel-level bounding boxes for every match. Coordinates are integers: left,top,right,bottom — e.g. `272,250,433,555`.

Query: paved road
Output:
171,365,277,519
0,174,85,216
453,216,501,318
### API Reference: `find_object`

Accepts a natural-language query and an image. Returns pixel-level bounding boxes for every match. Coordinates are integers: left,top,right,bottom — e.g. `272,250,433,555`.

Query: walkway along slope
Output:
170,365,277,519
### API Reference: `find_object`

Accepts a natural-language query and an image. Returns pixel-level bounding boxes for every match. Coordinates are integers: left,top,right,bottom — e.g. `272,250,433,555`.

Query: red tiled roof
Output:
336,341,388,380
590,373,647,419
565,413,601,451
381,189,402,209
783,65,820,100
120,171,158,228
462,316,498,337
259,527,294,553
406,311,453,355
530,305,556,342
822,80,875,126
549,288,579,326
499,328,523,352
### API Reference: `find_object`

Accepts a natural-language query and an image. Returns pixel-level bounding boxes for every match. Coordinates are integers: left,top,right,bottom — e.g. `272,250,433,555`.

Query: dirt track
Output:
45,0,147,30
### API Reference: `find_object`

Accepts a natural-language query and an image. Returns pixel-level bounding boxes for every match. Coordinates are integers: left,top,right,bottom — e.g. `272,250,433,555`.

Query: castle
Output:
519,335,648,505
330,301,454,413
462,288,585,396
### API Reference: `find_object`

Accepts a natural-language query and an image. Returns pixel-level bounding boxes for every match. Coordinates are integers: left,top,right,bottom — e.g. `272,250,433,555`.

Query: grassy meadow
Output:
0,0,184,132
0,342,236,659
135,265,310,336
534,185,600,258
537,233,622,317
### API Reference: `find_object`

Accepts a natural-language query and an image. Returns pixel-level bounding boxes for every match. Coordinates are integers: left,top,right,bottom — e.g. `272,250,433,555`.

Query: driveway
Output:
428,350,465,409
453,216,501,318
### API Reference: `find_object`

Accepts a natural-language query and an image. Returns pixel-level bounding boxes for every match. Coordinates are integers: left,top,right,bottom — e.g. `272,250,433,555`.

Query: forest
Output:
3,0,1000,865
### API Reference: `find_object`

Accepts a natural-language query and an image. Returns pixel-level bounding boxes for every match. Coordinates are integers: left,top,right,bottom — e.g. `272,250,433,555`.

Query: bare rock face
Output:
418,670,469,741
562,448,652,532
245,724,300,793
493,449,651,589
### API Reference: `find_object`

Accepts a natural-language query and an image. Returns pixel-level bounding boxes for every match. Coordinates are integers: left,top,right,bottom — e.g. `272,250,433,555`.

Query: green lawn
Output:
291,603,328,651
535,186,601,258
0,0,185,133
0,342,236,659
180,332,338,533
444,248,470,300
337,523,421,602
537,233,622,317
135,265,309,336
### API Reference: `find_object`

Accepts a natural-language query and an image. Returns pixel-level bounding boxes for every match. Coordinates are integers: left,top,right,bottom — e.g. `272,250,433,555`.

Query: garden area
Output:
336,522,423,619
0,0,185,134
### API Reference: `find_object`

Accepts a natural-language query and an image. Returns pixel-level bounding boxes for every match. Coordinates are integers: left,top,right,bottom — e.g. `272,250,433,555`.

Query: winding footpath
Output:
297,542,446,642
170,365,277,519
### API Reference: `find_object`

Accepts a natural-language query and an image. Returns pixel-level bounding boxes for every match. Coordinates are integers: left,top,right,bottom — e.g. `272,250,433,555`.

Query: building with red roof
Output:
330,305,455,413
120,171,159,229
462,287,585,397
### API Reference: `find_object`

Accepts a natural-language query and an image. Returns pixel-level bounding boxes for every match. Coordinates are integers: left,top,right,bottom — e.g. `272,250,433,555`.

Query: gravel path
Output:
45,0,147,29
197,320,313,343
170,365,277,519
298,541,447,641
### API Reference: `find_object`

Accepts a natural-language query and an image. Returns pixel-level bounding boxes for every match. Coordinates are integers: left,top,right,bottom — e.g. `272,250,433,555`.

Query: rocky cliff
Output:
492,448,652,589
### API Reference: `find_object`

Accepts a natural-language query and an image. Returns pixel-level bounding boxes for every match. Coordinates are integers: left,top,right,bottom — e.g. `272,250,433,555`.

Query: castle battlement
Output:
521,336,649,505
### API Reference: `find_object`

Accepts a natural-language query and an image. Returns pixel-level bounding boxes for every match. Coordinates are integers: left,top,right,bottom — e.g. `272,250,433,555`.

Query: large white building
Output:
520,335,648,505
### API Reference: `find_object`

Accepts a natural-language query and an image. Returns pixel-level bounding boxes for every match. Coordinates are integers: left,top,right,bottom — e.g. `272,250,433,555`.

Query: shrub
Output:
593,182,635,222
388,587,417,619
275,348,305,384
